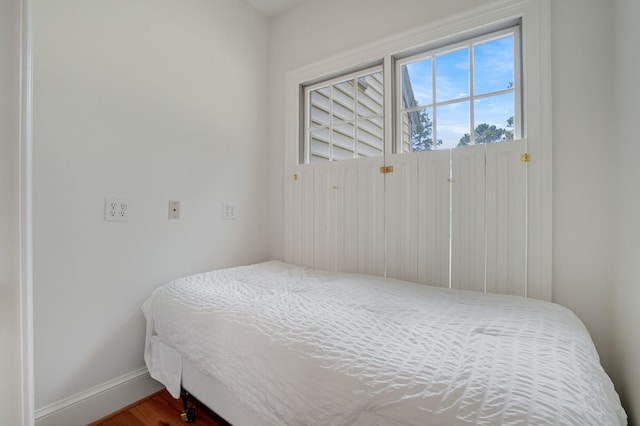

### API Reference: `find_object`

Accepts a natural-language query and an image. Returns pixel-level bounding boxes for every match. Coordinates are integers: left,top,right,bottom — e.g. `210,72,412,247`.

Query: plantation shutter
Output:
285,140,528,298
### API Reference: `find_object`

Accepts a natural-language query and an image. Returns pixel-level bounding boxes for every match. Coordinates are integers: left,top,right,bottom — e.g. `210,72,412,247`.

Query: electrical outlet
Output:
222,202,236,220
168,200,180,220
105,197,129,222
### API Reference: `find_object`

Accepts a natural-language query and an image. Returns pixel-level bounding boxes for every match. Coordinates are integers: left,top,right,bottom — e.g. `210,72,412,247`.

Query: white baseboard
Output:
35,367,164,426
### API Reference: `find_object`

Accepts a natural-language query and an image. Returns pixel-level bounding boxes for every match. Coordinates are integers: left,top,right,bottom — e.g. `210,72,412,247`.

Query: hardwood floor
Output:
88,389,231,426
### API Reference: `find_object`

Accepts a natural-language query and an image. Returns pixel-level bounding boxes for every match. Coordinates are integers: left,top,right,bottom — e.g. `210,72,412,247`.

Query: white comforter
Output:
142,261,626,425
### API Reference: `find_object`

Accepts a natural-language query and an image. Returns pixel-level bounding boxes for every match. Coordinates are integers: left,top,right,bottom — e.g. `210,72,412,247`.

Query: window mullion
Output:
329,85,334,161
352,78,357,159
383,54,393,161
432,56,437,150
514,25,523,141
304,87,310,163
469,46,475,145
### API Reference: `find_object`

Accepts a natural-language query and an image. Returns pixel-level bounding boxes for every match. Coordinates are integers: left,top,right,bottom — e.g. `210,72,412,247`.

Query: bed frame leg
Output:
180,388,197,423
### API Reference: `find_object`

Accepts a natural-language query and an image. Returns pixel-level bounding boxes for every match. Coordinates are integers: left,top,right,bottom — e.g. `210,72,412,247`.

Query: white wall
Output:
0,0,23,425
268,0,616,371
613,0,640,422
32,0,270,421
549,0,615,369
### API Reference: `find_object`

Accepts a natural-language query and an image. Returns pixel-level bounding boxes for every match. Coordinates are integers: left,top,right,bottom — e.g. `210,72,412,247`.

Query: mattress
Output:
142,261,626,425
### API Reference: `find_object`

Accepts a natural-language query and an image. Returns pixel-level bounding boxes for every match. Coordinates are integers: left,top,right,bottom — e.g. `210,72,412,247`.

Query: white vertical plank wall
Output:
284,166,301,266
354,157,385,276
335,159,359,273
287,158,386,275
312,163,337,271
485,140,527,296
285,165,316,268
524,135,550,301
450,145,486,292
385,153,419,283
417,149,451,288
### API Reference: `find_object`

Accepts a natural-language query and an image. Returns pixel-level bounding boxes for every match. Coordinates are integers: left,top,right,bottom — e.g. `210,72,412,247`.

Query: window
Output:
301,25,521,162
398,27,520,152
305,67,384,163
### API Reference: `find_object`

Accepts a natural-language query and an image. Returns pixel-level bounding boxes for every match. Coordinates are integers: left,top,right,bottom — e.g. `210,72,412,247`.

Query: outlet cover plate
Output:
222,202,236,220
168,200,180,220
105,197,129,222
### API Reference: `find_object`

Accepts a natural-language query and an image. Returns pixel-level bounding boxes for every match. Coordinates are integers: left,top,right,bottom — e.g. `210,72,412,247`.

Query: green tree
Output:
504,116,514,140
458,116,514,146
412,110,442,151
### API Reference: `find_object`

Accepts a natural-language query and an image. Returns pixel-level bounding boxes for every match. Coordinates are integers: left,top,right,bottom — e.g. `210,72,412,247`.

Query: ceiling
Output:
244,0,305,16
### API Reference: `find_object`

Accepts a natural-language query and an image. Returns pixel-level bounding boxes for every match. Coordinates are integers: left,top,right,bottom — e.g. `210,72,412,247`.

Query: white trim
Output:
34,368,162,425
523,0,552,301
19,0,34,423
35,367,148,419
304,64,382,93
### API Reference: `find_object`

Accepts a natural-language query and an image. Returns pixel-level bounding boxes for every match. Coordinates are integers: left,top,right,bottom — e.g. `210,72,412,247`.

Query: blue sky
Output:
404,35,514,149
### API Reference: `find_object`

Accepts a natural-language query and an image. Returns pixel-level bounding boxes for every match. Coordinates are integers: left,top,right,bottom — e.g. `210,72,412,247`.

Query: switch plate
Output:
168,200,180,220
222,202,236,220
105,197,129,222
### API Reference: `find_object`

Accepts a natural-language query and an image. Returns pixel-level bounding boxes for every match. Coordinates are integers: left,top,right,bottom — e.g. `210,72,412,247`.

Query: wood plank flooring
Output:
88,389,231,426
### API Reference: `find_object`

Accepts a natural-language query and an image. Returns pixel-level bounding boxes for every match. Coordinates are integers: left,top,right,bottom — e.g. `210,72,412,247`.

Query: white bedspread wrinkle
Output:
142,261,626,425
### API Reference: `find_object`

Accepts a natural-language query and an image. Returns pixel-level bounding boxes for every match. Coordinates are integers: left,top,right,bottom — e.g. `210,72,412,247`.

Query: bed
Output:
142,261,626,425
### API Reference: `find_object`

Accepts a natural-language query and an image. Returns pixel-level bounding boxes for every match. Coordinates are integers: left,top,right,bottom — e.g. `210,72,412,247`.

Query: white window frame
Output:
284,0,552,300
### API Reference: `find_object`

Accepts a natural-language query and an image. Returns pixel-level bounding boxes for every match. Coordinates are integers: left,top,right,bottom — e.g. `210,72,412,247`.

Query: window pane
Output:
473,92,515,143
357,118,384,157
332,80,355,122
436,101,470,149
402,108,435,152
304,66,383,162
400,110,412,153
473,35,514,95
309,87,330,127
332,123,355,160
436,48,469,103
402,59,432,108
357,72,384,118
309,127,330,162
